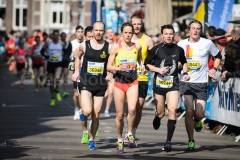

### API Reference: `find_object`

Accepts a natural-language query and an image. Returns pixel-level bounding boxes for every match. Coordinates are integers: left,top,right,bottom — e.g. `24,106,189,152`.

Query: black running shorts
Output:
138,81,148,98
180,82,207,101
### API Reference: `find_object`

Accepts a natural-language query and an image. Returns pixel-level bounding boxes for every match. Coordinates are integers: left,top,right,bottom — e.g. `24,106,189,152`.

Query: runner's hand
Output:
221,70,228,79
183,75,190,81
207,68,216,78
159,66,169,75
105,72,114,82
141,65,146,75
72,72,79,81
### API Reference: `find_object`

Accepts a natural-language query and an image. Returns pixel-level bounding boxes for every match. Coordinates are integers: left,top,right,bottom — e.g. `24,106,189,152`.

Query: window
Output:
51,1,63,25
43,0,70,30
13,0,28,30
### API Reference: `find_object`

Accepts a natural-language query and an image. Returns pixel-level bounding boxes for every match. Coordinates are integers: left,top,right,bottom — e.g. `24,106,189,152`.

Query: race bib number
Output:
187,58,202,72
49,55,59,61
156,75,173,88
87,61,104,76
119,59,136,72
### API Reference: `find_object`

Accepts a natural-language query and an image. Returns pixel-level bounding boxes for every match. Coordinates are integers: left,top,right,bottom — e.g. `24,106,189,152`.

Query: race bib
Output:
119,59,136,72
49,55,59,61
87,61,104,76
187,58,202,72
156,75,173,88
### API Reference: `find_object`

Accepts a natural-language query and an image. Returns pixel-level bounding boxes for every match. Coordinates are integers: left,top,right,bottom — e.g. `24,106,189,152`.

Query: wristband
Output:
158,68,161,74
183,72,188,75
213,67,217,71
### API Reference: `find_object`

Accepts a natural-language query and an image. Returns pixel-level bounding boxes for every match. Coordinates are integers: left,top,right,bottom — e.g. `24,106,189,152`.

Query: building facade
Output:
2,0,95,34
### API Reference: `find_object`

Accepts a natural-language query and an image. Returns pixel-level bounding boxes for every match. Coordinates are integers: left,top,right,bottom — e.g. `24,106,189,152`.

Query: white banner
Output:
206,78,240,127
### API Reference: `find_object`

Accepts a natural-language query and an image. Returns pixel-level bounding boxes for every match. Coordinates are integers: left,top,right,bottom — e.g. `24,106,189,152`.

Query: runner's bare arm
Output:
145,35,154,50
73,43,85,72
107,44,119,71
72,43,85,81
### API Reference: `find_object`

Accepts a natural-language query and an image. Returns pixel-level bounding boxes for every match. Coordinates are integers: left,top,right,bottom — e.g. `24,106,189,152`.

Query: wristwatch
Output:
213,67,217,71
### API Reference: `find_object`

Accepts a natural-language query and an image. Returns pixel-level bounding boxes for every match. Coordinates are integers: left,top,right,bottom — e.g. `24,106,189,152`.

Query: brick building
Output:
1,0,95,35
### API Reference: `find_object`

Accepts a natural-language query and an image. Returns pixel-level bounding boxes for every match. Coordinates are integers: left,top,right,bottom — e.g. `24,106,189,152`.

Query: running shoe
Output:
116,142,124,154
81,133,89,144
62,91,69,98
20,83,24,89
153,116,161,130
88,141,98,150
195,120,202,132
186,140,195,151
34,88,38,93
104,110,110,117
162,141,172,152
9,62,15,71
124,133,129,143
50,98,55,106
55,91,62,101
128,135,137,148
73,110,80,120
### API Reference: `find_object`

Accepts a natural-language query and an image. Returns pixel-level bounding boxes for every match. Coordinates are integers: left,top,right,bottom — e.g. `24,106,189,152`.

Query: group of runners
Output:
69,14,222,154
2,12,222,153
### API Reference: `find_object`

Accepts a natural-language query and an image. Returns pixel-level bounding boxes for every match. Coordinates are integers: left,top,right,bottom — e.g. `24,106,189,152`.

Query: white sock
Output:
89,138,93,142
127,132,132,137
118,138,123,142
83,130,88,134
105,110,109,113
75,107,79,111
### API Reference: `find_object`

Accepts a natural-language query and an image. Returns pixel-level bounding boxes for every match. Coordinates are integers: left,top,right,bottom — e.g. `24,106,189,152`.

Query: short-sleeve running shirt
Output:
177,37,219,83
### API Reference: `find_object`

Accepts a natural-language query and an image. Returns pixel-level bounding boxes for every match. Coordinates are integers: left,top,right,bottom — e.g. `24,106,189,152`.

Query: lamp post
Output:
114,0,123,34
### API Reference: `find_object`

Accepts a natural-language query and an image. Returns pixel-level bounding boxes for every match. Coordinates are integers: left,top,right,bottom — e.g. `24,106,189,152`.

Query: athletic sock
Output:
127,132,133,137
118,138,123,142
83,130,88,134
167,119,176,142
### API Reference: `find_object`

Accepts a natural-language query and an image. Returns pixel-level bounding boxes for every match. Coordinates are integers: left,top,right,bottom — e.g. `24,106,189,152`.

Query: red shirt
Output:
6,39,16,54
28,37,34,45
16,48,27,64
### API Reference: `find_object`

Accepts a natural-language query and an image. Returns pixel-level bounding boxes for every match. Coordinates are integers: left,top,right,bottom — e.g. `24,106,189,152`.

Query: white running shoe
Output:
104,110,110,117
73,109,80,120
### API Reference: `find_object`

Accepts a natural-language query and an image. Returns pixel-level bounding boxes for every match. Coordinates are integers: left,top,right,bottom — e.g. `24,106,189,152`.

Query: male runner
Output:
66,26,84,120
177,20,221,151
145,24,189,152
41,30,63,106
72,21,113,150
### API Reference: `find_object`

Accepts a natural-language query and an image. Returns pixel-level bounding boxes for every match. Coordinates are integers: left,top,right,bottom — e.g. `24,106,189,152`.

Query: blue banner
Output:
208,0,234,30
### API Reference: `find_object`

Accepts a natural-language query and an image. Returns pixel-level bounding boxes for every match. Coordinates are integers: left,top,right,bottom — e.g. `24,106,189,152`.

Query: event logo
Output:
218,83,240,112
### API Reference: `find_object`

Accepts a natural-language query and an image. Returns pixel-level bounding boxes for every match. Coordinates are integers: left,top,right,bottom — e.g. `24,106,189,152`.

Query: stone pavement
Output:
0,66,239,160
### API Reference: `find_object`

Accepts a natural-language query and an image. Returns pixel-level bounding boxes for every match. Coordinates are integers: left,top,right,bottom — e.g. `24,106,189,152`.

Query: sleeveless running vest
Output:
115,42,138,83
137,34,148,81
80,40,109,90
47,41,63,63
16,48,26,64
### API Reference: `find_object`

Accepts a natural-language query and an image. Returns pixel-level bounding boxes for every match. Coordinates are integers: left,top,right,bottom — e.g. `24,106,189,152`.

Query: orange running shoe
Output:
9,62,16,71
